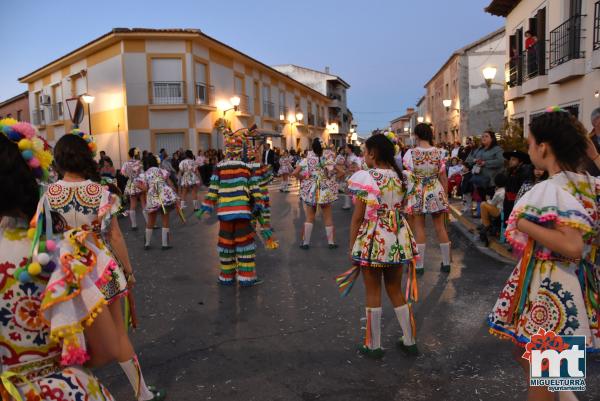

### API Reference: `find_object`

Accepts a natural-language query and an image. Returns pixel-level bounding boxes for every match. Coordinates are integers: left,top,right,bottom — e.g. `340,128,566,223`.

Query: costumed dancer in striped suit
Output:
198,128,264,286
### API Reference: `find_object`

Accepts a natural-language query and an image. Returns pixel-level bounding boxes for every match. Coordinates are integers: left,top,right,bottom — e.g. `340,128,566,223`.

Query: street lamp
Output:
417,116,424,123
295,111,304,123
481,66,503,88
80,93,95,133
443,99,452,111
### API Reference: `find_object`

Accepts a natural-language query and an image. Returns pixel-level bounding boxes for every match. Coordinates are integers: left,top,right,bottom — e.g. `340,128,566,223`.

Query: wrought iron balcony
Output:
279,106,289,120
506,54,523,88
32,109,45,126
237,94,249,113
50,103,63,122
150,81,185,104
549,14,585,68
594,1,600,50
262,100,275,119
195,82,215,105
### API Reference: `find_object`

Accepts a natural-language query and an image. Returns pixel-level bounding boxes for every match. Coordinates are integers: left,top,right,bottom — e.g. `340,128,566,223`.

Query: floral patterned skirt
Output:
124,177,144,196
180,171,200,187
488,258,600,352
300,177,338,206
13,365,114,401
351,213,417,268
405,176,448,215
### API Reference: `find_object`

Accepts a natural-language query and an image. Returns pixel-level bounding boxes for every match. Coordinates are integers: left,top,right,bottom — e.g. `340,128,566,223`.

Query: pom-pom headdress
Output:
223,129,245,161
545,106,568,113
383,131,401,156
70,128,97,157
0,118,53,182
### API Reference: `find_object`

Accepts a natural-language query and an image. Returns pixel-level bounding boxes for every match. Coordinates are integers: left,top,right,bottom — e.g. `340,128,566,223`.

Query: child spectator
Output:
478,173,507,245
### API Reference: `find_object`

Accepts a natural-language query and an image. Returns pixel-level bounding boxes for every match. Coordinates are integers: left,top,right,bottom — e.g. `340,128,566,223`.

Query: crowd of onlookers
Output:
94,105,600,248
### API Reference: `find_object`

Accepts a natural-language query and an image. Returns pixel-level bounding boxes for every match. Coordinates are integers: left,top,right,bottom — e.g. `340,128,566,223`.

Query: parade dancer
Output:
488,109,600,401
0,120,118,400
199,128,264,286
293,138,339,249
143,156,180,250
278,149,294,192
336,144,361,210
122,147,147,230
341,133,419,359
403,123,450,274
49,133,165,401
178,150,201,210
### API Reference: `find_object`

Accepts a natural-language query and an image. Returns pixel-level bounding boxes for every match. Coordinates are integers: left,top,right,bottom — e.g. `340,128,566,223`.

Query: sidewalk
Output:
447,197,517,263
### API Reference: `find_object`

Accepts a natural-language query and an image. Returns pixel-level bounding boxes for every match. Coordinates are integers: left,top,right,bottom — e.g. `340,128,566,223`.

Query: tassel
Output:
335,266,360,297
507,238,535,324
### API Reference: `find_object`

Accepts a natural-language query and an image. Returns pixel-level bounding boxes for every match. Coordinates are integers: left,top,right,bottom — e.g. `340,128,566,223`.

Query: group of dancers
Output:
1,106,599,401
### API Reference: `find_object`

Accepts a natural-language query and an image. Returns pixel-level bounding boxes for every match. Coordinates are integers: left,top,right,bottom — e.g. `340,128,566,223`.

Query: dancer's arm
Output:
516,219,584,259
107,217,134,276
349,201,366,254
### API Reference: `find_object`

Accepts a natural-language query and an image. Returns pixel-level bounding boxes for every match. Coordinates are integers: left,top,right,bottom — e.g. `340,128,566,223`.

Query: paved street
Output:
97,181,600,401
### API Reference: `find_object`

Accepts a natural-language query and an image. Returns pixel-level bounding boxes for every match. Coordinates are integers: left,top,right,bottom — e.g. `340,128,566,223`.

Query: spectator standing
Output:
465,131,504,216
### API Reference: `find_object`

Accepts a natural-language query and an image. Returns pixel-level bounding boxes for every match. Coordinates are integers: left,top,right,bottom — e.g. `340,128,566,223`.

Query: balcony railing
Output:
279,106,289,120
195,82,214,105
32,109,45,126
50,103,63,122
594,1,600,50
549,15,584,68
307,113,315,126
506,54,523,88
262,100,275,119
150,81,184,104
237,94,249,113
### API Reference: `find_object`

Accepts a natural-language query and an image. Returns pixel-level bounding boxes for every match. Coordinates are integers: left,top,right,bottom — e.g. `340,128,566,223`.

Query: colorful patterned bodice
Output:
404,147,445,178
46,180,104,231
121,160,143,179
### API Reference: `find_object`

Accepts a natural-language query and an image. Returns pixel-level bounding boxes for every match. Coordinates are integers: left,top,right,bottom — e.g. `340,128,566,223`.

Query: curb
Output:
447,204,516,264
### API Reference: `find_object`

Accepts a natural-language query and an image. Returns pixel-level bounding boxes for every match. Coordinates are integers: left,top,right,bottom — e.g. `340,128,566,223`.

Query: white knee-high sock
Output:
162,228,170,246
325,226,335,245
119,355,155,401
145,229,152,247
365,307,382,350
193,199,199,209
416,244,426,270
142,210,148,223
130,210,137,228
440,242,451,266
303,223,313,245
343,194,352,208
394,304,416,346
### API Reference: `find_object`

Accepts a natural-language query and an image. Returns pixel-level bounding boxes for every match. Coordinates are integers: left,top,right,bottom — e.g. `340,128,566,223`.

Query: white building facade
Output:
486,0,600,133
20,28,332,166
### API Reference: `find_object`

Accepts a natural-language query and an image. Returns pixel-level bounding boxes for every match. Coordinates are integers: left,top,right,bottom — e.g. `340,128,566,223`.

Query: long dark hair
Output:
54,134,100,182
529,111,587,172
414,123,434,146
365,134,403,179
312,138,323,157
0,134,39,219
185,149,194,159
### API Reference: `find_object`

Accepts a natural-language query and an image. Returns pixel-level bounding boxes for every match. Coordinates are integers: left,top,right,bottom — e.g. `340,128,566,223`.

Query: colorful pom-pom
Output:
12,122,37,139
36,253,50,265
43,260,56,273
88,142,97,152
28,262,42,275
6,129,21,141
18,270,32,282
28,157,41,168
21,149,34,160
18,138,32,150
46,239,57,252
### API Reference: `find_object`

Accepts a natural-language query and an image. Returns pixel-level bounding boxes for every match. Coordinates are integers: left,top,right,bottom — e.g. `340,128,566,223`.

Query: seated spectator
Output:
447,157,463,198
478,173,507,246
502,150,532,223
515,168,548,202
99,156,116,178
460,163,473,213
466,130,504,217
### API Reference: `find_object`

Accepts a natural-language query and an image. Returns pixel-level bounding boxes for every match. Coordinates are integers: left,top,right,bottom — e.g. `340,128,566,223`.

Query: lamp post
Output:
482,66,503,88
80,94,95,133
218,96,242,150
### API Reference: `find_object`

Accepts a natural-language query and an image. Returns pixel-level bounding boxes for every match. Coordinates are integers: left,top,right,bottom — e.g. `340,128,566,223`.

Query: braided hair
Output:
365,134,403,179
54,134,101,182
529,111,588,172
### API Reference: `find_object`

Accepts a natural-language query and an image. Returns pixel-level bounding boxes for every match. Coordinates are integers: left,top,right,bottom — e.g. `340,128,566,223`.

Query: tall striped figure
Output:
200,130,264,286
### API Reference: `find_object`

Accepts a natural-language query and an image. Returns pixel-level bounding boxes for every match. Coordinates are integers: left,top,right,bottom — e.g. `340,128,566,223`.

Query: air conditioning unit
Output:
39,94,51,106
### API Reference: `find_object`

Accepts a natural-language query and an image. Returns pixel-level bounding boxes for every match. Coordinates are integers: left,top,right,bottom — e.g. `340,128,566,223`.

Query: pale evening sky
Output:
0,0,502,134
